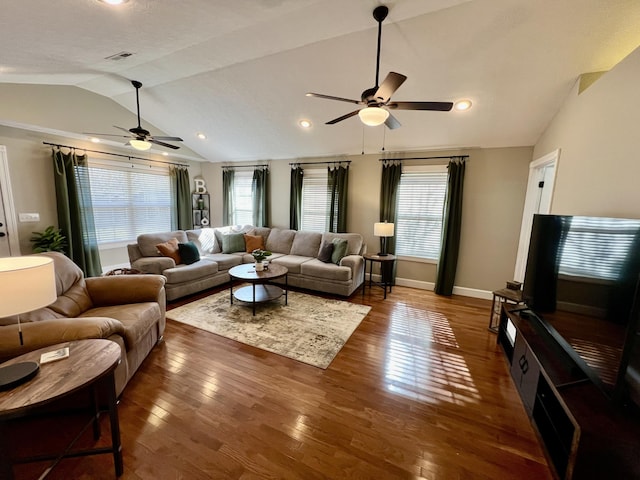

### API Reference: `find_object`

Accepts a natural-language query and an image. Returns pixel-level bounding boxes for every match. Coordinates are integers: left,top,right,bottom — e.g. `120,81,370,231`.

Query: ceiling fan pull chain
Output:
381,125,386,151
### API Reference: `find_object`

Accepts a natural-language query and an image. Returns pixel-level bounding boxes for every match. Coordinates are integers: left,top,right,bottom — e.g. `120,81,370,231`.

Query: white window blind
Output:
301,168,330,232
559,217,638,281
87,160,172,245
233,170,253,225
395,166,448,260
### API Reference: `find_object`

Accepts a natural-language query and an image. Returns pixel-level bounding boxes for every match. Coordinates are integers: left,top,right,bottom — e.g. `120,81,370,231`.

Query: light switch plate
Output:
19,213,40,222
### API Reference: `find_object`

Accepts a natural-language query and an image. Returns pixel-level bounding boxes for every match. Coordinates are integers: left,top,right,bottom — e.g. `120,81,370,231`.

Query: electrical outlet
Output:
19,213,40,222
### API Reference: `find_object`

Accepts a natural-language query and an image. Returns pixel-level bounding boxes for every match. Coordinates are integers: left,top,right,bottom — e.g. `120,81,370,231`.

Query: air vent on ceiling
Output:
105,51,134,61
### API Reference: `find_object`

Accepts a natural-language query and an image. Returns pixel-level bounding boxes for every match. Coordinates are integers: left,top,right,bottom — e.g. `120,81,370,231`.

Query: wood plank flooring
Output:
11,285,553,479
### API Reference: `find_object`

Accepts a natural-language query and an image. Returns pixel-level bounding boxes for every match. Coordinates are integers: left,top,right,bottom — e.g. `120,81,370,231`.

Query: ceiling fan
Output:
85,80,183,150
306,5,453,129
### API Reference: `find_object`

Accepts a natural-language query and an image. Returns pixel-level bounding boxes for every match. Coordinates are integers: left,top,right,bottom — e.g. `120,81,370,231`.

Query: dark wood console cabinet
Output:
498,306,640,479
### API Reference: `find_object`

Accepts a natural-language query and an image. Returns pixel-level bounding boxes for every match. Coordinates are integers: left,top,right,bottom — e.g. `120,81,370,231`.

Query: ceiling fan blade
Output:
385,113,401,130
150,135,183,142
326,110,361,125
306,92,363,105
114,125,133,134
84,132,133,138
388,101,454,111
149,139,180,150
375,72,407,103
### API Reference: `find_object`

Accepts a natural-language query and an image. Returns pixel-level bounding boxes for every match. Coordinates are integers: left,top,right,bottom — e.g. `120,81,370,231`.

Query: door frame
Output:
0,145,21,256
513,149,560,281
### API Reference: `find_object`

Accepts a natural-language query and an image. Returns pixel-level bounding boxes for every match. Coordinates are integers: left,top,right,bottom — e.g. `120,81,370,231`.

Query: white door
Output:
0,146,20,257
513,149,560,282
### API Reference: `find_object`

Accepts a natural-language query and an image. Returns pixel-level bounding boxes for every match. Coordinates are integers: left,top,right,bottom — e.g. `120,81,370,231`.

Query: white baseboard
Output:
371,274,492,300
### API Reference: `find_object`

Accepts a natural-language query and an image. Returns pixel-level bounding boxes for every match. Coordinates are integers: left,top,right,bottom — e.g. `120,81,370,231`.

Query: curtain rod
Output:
378,155,469,162
288,160,351,166
221,164,269,169
42,141,190,167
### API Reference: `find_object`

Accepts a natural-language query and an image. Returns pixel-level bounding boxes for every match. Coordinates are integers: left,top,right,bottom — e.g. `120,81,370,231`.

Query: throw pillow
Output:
156,238,181,264
317,242,334,263
221,232,246,253
331,238,348,265
178,241,200,265
244,234,265,253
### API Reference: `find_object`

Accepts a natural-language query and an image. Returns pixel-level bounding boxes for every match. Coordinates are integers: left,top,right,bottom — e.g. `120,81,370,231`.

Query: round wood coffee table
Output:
0,339,122,479
229,263,288,316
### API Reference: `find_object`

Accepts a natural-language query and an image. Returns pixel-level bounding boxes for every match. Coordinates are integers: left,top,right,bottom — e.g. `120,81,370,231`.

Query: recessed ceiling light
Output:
454,99,473,111
99,0,129,5
90,137,101,143
197,133,207,140
299,119,312,128
162,152,169,156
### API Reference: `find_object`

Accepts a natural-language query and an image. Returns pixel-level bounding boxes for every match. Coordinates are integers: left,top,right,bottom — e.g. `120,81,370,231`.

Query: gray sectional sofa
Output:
127,225,366,301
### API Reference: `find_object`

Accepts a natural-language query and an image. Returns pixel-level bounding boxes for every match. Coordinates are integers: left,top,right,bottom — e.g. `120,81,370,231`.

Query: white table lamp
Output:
0,256,57,391
374,222,394,256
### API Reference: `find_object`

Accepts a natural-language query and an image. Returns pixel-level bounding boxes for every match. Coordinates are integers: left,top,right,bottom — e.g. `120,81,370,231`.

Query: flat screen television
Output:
523,214,640,403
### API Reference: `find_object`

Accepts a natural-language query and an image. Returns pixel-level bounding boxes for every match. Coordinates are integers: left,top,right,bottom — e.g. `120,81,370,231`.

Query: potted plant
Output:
252,249,272,271
30,226,67,253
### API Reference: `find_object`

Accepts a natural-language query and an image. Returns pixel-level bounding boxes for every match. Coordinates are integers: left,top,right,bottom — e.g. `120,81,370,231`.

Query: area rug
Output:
166,287,371,369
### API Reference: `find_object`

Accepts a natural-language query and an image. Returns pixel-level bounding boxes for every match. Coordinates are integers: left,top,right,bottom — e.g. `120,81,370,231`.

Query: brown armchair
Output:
0,252,166,396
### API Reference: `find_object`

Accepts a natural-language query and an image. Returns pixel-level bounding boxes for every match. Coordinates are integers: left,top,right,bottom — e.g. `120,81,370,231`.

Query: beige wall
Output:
199,147,533,293
534,46,640,219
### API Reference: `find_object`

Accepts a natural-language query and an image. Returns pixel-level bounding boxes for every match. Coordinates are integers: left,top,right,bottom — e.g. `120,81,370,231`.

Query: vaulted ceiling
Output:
2,0,640,162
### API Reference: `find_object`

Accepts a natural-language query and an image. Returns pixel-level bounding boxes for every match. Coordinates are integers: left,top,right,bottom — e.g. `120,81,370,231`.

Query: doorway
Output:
513,149,560,282
0,145,20,257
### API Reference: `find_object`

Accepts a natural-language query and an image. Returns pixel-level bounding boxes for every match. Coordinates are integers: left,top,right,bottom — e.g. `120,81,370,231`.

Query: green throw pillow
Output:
178,241,200,265
331,238,348,265
222,232,246,253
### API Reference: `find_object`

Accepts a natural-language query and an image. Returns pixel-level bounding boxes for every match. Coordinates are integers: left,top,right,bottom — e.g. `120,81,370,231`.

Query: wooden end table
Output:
362,253,397,299
229,263,288,316
0,339,123,479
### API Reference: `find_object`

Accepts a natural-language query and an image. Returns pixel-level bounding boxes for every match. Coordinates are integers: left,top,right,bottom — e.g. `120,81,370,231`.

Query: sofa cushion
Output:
137,231,188,257
156,238,181,264
80,303,160,350
290,231,322,257
221,233,246,253
321,232,364,256
270,255,313,274
201,253,244,270
331,238,349,265
186,229,218,254
244,233,265,253
265,228,296,254
178,241,200,265
317,242,334,263
162,260,219,284
300,259,352,282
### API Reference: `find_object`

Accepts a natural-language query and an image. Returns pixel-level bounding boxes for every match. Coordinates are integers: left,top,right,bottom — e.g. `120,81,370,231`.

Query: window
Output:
559,217,638,281
232,170,253,225
395,165,448,260
87,159,173,245
301,168,330,232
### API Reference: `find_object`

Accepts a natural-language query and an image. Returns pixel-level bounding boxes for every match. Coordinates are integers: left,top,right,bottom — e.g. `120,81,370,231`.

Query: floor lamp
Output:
374,222,394,256
0,256,56,391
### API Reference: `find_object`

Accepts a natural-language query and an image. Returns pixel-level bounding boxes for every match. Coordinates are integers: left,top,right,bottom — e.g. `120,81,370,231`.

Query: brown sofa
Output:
0,252,166,396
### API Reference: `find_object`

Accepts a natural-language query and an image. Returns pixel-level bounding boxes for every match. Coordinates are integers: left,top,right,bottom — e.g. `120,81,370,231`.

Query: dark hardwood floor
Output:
12,285,553,479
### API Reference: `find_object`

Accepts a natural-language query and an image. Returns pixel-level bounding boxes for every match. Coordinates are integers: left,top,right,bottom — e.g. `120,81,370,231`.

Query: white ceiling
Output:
2,0,640,162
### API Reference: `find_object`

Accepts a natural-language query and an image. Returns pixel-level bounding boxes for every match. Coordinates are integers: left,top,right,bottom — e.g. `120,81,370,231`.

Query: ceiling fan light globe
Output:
358,107,389,126
130,139,152,151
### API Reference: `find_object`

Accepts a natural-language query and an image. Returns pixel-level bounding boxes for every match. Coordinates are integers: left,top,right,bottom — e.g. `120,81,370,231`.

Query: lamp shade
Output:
129,139,152,151
358,107,389,126
374,222,394,237
0,256,56,317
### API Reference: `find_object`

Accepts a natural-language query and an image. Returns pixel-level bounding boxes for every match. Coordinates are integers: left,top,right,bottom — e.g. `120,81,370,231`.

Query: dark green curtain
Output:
222,168,234,226
252,167,270,227
379,160,402,284
289,166,303,230
328,164,349,233
52,148,102,277
435,157,467,295
171,166,191,230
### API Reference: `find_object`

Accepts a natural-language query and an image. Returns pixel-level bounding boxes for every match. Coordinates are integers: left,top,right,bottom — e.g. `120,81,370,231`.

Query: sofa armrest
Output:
0,317,125,360
131,256,175,275
86,274,166,306
340,255,365,283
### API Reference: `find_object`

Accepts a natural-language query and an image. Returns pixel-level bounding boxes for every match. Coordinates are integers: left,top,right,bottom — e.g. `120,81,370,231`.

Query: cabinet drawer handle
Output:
519,355,529,373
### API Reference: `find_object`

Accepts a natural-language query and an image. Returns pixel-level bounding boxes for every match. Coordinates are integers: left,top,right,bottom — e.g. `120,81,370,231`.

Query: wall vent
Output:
105,51,134,61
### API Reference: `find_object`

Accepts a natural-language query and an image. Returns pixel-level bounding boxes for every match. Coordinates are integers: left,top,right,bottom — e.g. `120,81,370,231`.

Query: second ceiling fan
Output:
306,5,453,129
